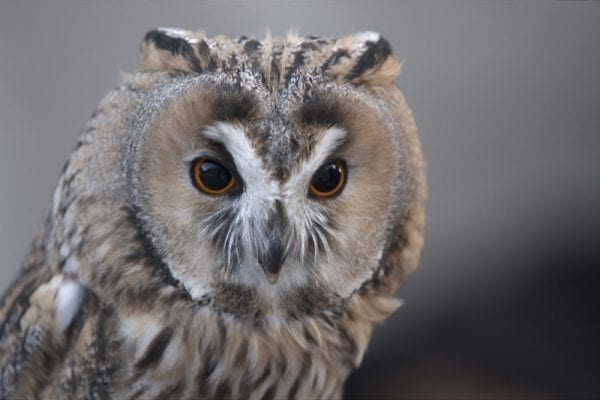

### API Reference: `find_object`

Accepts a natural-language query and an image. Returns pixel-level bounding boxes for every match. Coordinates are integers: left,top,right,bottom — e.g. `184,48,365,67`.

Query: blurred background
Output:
1,1,599,398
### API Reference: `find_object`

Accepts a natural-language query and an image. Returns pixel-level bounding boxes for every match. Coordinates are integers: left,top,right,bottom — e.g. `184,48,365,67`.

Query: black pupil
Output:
312,162,342,193
200,160,232,190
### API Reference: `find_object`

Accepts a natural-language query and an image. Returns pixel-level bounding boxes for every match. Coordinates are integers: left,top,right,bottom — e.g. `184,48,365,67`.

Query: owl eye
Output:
191,158,237,195
309,159,347,198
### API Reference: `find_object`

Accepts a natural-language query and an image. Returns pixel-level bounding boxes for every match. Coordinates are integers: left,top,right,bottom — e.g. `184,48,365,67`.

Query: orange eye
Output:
191,158,237,195
309,159,347,198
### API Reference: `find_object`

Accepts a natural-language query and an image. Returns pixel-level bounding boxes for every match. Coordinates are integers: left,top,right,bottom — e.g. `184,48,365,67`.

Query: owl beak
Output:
258,201,288,285
259,235,286,284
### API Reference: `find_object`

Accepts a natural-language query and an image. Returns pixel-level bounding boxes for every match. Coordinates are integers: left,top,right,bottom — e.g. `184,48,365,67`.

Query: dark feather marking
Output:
144,29,203,72
213,283,262,319
128,206,192,302
288,377,302,400
213,86,258,122
288,351,311,399
0,285,33,341
227,54,238,69
301,41,318,51
254,365,271,388
233,338,249,368
217,315,227,350
302,325,317,346
197,40,217,71
0,327,38,398
298,95,342,128
346,38,392,81
320,49,350,73
285,50,306,84
286,284,333,317
87,305,117,400
197,347,218,395
197,319,225,393
303,235,318,269
261,383,276,400
270,59,281,86
130,386,147,400
59,159,71,176
74,137,90,151
311,368,320,389
244,39,261,53
55,292,98,397
135,326,174,370
196,39,210,61
213,379,232,400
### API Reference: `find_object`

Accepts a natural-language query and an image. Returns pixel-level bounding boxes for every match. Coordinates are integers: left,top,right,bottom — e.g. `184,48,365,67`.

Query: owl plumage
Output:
0,28,426,399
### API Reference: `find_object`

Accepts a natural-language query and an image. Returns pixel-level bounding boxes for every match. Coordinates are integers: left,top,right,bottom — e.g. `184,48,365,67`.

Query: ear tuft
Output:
326,32,401,87
140,28,206,73
138,28,401,87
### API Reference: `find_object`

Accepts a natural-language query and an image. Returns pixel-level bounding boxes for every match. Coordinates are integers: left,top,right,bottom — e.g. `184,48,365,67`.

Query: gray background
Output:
1,1,599,398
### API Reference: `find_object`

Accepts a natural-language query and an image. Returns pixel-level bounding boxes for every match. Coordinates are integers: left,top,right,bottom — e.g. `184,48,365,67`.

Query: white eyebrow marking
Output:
202,121,279,204
285,126,347,192
203,122,262,174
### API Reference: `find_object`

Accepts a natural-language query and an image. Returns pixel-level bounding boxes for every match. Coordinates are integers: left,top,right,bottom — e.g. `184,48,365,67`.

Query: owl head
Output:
89,28,425,321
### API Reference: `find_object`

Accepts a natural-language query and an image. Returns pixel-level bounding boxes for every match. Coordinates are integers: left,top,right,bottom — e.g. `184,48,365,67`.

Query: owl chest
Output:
112,310,351,399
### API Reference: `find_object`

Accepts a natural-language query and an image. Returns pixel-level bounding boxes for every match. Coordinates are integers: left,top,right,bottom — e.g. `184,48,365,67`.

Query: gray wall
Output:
1,1,599,397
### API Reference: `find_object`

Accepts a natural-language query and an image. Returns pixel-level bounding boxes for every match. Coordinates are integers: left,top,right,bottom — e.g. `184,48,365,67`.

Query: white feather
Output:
55,279,84,332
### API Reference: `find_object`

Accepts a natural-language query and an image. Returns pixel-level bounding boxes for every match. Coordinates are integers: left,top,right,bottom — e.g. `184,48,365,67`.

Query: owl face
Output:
122,29,423,320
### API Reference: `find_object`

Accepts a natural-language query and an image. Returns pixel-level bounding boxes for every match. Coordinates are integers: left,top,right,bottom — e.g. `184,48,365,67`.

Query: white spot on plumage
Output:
354,31,380,45
158,27,200,44
59,243,71,259
55,279,84,332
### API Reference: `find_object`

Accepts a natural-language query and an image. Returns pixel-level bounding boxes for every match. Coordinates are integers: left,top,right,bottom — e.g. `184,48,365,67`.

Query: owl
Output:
0,28,426,399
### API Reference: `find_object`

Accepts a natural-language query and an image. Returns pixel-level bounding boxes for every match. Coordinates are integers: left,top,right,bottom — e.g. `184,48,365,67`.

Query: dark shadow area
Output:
346,234,600,399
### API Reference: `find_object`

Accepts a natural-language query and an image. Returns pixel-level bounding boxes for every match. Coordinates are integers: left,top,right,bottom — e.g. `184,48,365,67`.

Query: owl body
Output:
0,29,426,399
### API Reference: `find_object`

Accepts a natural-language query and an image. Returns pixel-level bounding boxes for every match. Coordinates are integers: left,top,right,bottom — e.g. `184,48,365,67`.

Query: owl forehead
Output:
212,88,346,181
140,28,399,91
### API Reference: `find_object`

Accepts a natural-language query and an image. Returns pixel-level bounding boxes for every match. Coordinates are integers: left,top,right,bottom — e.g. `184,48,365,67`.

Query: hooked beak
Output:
258,235,286,284
257,201,287,285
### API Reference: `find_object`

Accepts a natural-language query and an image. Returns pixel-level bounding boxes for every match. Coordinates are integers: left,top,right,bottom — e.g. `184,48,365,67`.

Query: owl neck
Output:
109,287,397,399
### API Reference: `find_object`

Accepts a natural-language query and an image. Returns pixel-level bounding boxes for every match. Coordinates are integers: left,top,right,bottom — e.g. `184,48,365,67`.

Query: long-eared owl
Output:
0,28,426,399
